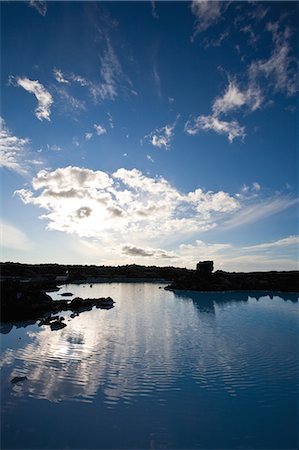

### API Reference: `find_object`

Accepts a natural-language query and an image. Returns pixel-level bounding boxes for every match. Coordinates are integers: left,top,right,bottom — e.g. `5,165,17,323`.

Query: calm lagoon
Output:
1,283,298,449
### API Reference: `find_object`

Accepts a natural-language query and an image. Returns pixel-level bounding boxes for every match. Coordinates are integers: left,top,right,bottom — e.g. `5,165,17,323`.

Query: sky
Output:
0,0,298,271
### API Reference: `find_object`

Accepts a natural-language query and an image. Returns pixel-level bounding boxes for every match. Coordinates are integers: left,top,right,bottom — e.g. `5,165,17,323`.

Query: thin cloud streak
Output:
0,117,29,175
13,77,53,121
28,1,47,16
223,197,299,230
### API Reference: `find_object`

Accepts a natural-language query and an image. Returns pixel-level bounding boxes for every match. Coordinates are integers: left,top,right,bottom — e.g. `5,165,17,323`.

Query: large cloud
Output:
15,166,240,247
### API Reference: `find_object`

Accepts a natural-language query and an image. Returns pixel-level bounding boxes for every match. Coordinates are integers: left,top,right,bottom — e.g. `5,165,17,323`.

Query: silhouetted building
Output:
196,261,214,274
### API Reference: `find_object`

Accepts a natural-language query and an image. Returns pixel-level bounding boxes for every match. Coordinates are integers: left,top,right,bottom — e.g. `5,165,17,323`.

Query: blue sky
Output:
1,0,298,271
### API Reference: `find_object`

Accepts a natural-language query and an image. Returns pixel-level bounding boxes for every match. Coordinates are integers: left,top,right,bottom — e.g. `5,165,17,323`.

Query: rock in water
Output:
11,376,27,384
50,320,67,331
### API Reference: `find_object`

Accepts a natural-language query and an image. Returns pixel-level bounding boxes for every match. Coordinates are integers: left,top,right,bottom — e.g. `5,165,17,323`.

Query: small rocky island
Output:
165,261,299,293
1,280,114,326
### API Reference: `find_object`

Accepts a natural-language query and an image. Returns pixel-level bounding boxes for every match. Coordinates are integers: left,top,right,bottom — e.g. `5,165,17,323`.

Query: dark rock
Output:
11,376,27,384
60,292,73,297
50,320,67,331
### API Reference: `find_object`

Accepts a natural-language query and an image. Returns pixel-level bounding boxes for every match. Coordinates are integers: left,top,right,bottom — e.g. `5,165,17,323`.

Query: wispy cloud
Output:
145,115,180,150
55,86,86,114
85,132,93,141
0,117,29,175
152,63,162,97
242,235,299,251
90,38,132,103
223,196,298,230
0,220,31,251
69,73,89,87
12,77,53,121
47,144,62,152
185,114,245,143
249,21,299,97
94,124,107,136
191,0,228,40
53,68,69,84
28,1,47,16
212,79,262,116
151,1,159,19
107,112,114,128
202,30,229,48
185,79,262,143
179,236,298,272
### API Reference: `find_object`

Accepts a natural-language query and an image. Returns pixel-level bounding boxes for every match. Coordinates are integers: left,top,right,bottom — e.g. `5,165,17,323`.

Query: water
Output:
1,283,298,449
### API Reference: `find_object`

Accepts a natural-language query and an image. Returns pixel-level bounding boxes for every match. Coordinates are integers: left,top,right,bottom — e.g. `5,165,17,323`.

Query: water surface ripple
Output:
1,283,298,449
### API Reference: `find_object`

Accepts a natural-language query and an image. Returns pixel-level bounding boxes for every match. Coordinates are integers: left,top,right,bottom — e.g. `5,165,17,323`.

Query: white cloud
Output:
28,1,47,16
85,133,93,141
0,220,31,251
249,22,299,97
146,154,154,163
145,116,179,150
191,0,228,39
53,68,69,84
47,144,62,152
70,74,89,87
186,16,299,145
0,117,30,175
252,182,261,192
14,166,298,270
94,124,107,136
14,77,53,121
15,166,240,247
212,80,262,116
185,79,261,143
185,114,245,143
242,235,299,251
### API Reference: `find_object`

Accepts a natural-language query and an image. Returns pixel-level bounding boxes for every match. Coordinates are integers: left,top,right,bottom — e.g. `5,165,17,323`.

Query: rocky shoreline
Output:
165,264,299,293
1,280,115,327
1,261,298,328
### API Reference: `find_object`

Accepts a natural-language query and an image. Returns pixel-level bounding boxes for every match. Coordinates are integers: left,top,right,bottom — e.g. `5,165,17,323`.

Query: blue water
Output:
1,283,298,449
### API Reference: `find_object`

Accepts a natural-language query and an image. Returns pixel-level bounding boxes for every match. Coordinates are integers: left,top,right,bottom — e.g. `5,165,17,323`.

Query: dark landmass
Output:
1,260,297,292
1,280,115,324
0,261,187,284
1,261,298,327
166,261,299,293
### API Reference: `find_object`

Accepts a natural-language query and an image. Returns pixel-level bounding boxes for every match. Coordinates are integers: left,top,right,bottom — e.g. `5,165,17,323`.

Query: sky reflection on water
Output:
1,283,298,449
